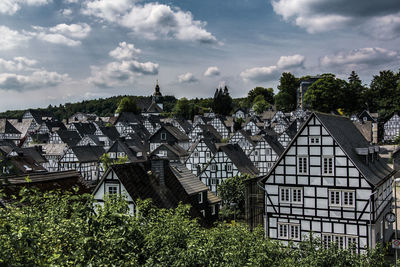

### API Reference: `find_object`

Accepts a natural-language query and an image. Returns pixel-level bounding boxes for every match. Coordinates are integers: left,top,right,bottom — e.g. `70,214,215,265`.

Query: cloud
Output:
49,23,91,39
0,70,69,91
83,1,217,43
240,54,305,82
109,42,141,60
320,47,399,68
204,66,220,77
271,0,400,39
0,57,37,71
0,25,31,50
61,8,73,16
0,0,51,15
89,42,159,88
276,54,305,69
30,23,91,46
178,72,198,83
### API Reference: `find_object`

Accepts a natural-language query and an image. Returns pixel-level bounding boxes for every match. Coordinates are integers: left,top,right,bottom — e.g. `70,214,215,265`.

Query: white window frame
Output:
278,223,300,241
194,151,199,158
322,233,357,250
279,187,303,204
211,205,216,215
198,192,203,204
226,164,233,172
329,189,355,208
106,184,119,195
210,164,217,172
322,156,334,175
297,156,308,175
309,136,321,145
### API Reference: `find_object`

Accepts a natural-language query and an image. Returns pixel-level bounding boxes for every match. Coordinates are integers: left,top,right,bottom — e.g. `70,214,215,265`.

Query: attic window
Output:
194,152,199,157
161,133,167,140
309,136,320,145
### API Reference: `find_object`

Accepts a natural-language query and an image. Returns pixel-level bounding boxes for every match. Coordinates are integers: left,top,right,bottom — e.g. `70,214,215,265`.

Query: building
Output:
260,112,394,253
297,76,320,109
0,119,21,145
149,125,190,152
384,112,400,142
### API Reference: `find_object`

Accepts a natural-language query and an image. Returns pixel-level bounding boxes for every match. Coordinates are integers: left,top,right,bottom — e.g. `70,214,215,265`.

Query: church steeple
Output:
153,80,162,97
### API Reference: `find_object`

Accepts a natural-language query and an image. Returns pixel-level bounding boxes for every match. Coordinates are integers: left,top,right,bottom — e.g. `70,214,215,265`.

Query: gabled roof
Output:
43,120,67,132
99,126,120,141
16,146,47,164
155,125,190,142
262,135,285,156
173,118,192,133
0,119,21,134
197,124,222,141
218,144,259,176
57,130,82,146
69,146,105,162
43,143,68,156
71,122,97,136
107,139,139,161
151,143,188,158
284,120,298,139
146,101,163,113
262,112,394,187
114,112,143,124
8,119,32,137
27,109,54,123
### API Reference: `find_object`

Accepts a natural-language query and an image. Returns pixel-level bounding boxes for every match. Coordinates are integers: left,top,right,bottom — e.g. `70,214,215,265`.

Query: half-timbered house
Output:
185,138,218,176
384,112,400,142
278,121,298,148
199,143,259,193
208,116,230,139
150,143,188,163
228,129,255,155
0,119,21,145
261,112,395,253
188,124,221,144
149,125,190,152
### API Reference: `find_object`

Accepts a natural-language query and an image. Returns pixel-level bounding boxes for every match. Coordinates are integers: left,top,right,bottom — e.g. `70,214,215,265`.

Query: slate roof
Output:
0,119,21,134
136,97,153,112
107,140,139,161
16,146,47,164
28,109,54,123
218,144,259,176
70,146,105,162
151,143,188,158
99,126,120,141
71,122,97,136
174,118,192,133
198,124,222,141
170,163,218,200
8,119,32,137
315,112,393,186
43,120,67,132
114,112,143,124
58,130,82,146
162,125,190,141
146,102,163,113
263,135,285,156
0,170,90,202
284,120,298,139
43,143,68,156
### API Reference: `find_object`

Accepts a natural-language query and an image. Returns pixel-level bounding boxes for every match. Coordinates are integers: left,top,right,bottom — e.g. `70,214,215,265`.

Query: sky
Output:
0,0,400,111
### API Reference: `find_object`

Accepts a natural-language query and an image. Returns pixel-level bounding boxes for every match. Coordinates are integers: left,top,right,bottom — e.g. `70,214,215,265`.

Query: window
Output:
297,156,308,174
198,193,203,204
226,164,233,172
322,234,357,250
211,164,217,172
323,156,334,175
280,187,302,204
106,184,118,195
161,132,167,140
206,152,211,159
254,150,259,156
309,136,320,145
211,205,216,215
329,190,355,207
278,223,300,240
194,152,199,157
267,162,273,168
159,150,167,157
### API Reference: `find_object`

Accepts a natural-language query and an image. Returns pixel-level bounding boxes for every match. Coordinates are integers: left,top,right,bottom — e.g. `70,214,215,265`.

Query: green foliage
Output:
0,188,390,266
304,74,347,113
172,97,200,120
212,87,233,115
275,72,300,112
253,99,270,114
116,96,139,114
100,153,128,172
218,174,251,220
342,71,367,115
248,87,274,105
233,117,244,131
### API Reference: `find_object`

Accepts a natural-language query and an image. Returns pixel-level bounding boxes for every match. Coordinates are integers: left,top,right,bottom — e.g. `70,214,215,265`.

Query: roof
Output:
43,120,67,132
99,126,120,141
169,162,211,195
284,120,298,139
0,119,21,134
27,109,54,123
151,143,188,158
218,144,259,176
198,124,222,141
70,146,105,162
43,143,68,156
16,147,47,164
163,125,190,141
71,122,97,136
263,135,285,156
0,170,90,202
8,119,32,137
261,112,394,187
146,102,163,113
315,112,393,186
114,112,143,124
57,130,82,146
107,139,138,161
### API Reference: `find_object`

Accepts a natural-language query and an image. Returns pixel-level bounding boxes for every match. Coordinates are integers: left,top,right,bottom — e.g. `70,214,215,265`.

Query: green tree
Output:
212,86,233,115
304,74,347,113
274,72,299,112
342,71,366,114
100,153,128,172
253,99,270,114
115,96,139,114
248,87,274,104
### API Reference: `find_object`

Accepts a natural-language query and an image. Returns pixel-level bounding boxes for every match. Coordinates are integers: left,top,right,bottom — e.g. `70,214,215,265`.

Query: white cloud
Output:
276,54,305,69
61,8,73,16
241,54,305,82
36,32,81,46
0,57,37,71
178,72,198,83
49,23,91,39
109,42,141,60
0,0,51,15
89,43,158,88
204,66,220,77
83,1,217,43
320,47,399,68
271,0,400,39
0,70,69,91
0,25,31,50
64,0,78,3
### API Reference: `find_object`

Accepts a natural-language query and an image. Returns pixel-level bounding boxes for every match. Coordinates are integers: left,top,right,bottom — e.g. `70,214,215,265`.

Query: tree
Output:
172,98,199,120
248,87,274,104
274,72,299,112
115,97,139,114
100,153,128,172
303,74,347,113
253,99,270,115
212,86,233,115
341,71,366,114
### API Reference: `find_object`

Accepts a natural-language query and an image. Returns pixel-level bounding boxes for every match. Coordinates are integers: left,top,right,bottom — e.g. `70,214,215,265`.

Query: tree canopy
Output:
0,187,389,266
248,87,274,105
274,72,299,112
212,86,233,115
116,96,139,114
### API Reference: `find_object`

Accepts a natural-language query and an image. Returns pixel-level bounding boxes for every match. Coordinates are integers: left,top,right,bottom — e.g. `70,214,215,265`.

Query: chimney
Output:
151,158,167,186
